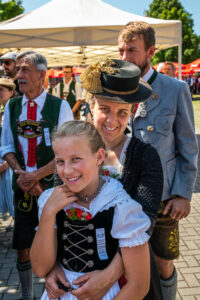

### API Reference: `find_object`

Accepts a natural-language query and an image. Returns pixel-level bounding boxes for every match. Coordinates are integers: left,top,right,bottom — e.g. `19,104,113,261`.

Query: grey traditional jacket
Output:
134,71,198,201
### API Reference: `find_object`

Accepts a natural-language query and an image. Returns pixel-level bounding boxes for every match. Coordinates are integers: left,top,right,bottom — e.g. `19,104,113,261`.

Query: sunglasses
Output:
1,60,11,66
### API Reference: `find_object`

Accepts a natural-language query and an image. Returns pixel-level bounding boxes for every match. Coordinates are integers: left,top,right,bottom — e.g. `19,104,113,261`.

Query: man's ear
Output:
147,46,156,59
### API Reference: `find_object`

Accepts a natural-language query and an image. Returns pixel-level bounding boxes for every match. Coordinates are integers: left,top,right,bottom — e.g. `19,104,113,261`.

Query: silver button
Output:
64,245,68,251
64,221,68,228
87,236,93,243
62,233,67,240
87,260,94,268
62,258,67,265
88,224,94,230
88,249,94,255
140,110,147,117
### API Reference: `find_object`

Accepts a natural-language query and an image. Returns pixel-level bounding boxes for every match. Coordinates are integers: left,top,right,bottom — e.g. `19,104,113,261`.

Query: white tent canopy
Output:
0,0,182,69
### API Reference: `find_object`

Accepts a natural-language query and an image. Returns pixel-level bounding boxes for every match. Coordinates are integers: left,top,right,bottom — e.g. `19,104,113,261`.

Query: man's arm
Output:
0,161,8,174
171,81,198,199
165,82,198,220
15,159,55,192
72,100,82,114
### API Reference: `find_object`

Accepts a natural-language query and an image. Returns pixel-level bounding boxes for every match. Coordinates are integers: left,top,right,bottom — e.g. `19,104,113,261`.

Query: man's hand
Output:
45,264,70,299
28,183,43,196
163,197,190,221
15,169,38,191
71,270,112,300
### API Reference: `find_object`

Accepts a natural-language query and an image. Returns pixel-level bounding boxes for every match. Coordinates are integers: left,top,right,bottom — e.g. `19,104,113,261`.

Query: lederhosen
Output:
9,94,62,250
56,207,118,273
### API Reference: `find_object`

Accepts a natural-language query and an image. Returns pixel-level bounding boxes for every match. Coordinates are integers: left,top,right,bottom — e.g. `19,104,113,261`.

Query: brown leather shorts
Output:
150,200,179,260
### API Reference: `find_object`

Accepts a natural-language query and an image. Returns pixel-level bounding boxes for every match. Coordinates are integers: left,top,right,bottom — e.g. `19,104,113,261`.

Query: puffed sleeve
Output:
37,188,54,221
111,196,150,248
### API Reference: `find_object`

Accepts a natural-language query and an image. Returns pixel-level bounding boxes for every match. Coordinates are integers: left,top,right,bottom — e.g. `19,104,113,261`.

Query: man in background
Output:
163,62,176,78
0,51,22,95
60,65,83,119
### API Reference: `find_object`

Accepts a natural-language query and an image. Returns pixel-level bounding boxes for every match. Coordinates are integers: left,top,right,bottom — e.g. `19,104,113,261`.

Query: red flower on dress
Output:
104,170,110,176
65,208,92,221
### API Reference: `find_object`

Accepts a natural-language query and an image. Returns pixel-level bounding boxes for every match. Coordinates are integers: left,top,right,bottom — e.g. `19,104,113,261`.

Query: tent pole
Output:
178,23,182,80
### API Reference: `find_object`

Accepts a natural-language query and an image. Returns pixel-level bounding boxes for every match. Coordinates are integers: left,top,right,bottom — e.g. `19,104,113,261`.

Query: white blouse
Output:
38,176,150,248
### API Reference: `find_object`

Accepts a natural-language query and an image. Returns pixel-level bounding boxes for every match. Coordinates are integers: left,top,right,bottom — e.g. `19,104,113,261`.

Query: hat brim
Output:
94,78,152,104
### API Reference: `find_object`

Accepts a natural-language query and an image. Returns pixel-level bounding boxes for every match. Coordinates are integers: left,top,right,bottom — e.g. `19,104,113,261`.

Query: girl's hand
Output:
44,184,77,216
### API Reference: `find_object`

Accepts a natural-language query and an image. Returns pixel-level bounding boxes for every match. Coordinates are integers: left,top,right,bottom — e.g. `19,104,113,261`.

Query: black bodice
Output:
56,207,118,273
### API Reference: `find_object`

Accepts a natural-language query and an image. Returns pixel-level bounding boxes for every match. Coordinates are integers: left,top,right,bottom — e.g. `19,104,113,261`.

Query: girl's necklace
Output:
76,177,104,203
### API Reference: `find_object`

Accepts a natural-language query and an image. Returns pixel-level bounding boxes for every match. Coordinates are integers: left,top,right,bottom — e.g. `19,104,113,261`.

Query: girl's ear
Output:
96,148,105,166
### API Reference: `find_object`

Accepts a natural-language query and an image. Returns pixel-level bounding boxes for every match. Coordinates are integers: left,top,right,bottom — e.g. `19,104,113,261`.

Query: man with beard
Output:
0,52,22,95
118,21,198,300
1,50,73,300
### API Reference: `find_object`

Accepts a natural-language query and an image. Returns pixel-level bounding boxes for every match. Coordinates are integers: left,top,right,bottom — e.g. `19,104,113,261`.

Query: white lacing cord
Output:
63,222,93,272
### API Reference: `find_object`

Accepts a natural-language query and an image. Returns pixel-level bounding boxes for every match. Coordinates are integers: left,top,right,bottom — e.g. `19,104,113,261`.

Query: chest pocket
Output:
155,115,174,136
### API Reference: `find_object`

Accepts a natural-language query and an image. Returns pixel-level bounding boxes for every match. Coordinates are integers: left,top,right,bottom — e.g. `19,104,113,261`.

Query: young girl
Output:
30,120,151,300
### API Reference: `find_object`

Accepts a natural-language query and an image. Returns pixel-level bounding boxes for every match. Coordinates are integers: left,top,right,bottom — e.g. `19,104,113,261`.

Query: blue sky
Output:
21,0,200,35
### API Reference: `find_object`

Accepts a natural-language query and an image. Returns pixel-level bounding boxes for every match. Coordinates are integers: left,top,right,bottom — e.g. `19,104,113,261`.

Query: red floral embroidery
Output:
104,170,110,176
66,208,92,221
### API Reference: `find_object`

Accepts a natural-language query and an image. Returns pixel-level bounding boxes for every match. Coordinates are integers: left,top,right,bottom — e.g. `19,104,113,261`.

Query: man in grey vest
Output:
1,51,73,300
118,21,198,300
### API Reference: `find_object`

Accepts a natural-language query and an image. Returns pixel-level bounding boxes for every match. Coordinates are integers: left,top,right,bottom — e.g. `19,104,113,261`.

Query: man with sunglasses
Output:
0,52,22,95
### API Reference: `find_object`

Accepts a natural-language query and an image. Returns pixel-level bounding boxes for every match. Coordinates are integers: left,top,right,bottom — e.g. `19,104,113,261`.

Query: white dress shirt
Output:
1,89,73,172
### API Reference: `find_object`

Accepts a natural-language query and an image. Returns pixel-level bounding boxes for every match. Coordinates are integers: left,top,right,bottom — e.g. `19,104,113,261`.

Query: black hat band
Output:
103,86,139,95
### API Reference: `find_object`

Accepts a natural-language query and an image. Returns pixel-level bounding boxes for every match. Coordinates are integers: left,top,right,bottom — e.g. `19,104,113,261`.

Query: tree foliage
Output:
145,0,199,64
0,0,24,22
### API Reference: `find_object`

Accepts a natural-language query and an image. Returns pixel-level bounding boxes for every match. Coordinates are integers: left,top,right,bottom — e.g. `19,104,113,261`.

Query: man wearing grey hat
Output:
0,52,22,95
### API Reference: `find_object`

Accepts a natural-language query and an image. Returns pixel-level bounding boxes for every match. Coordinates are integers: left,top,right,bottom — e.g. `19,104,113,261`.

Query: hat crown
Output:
101,59,141,92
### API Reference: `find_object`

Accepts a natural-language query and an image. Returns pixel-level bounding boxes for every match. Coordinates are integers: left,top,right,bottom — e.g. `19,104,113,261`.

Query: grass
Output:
192,99,200,133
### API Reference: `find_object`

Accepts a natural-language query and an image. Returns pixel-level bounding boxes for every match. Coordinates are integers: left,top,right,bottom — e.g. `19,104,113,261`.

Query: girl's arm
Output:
30,204,57,278
30,185,77,278
114,243,150,300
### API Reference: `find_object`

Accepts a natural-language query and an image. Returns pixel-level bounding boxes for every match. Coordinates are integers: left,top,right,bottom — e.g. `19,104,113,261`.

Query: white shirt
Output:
63,79,82,101
1,89,73,172
143,66,154,82
38,176,150,248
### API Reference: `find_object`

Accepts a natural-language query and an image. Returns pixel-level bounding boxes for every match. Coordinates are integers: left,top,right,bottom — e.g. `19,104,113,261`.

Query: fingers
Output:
163,202,172,216
72,273,90,285
14,169,26,175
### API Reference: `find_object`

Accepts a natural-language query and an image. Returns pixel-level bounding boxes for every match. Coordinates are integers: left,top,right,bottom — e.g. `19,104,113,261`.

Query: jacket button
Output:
147,125,154,131
153,93,158,100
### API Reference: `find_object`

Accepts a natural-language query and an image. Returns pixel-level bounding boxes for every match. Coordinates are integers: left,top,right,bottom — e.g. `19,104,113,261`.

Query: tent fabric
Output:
0,0,182,67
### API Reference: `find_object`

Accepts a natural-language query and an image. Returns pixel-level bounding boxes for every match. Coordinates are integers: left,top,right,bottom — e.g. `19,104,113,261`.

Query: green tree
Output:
0,0,24,22
145,0,199,64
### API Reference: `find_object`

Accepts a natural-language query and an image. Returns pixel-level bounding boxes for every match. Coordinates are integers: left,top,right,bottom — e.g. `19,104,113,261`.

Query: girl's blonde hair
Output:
52,120,106,153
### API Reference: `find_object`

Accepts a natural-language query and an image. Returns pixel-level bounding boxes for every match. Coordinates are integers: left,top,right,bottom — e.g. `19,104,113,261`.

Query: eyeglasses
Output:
1,60,11,66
